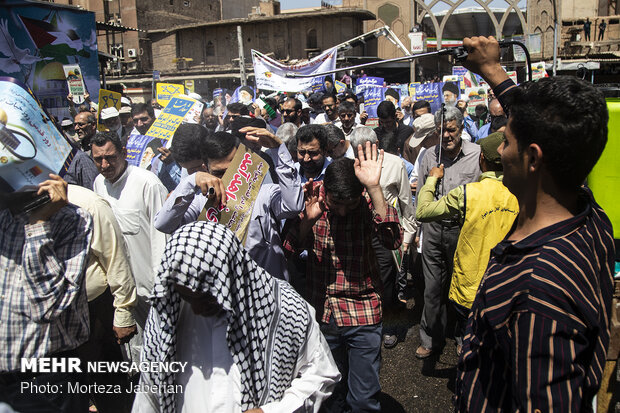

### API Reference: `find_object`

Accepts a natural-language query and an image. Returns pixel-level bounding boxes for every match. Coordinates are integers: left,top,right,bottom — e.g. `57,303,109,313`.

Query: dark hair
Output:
341,91,358,103
412,100,431,113
285,98,302,112
295,124,328,151
490,115,508,133
379,130,400,155
239,86,254,96
324,123,345,147
377,100,396,119
131,103,155,118
200,131,240,162
509,76,608,191
91,130,124,153
170,124,208,164
308,93,323,106
286,135,297,159
324,158,363,200
229,116,266,140
442,82,459,96
337,101,356,114
321,93,336,104
226,102,250,116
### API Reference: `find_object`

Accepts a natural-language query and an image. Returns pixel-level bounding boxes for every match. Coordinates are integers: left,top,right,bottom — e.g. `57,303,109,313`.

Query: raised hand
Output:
462,36,508,88
354,141,383,190
195,172,227,207
302,179,325,222
239,126,282,149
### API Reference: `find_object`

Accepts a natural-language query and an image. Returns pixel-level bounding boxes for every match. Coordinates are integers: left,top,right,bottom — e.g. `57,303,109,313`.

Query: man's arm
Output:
416,165,464,222
264,142,304,220
22,175,92,322
260,305,340,413
395,159,417,249
154,173,207,233
282,180,323,257
88,195,137,341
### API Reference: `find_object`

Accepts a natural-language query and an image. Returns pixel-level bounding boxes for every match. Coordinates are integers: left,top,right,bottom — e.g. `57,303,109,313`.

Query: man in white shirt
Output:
91,131,168,334
311,94,339,125
133,221,340,413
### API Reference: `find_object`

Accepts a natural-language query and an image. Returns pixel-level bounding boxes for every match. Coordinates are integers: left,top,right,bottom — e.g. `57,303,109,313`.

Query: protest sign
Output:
359,85,383,118
531,62,548,80
97,89,121,131
125,134,162,170
144,95,196,150
252,47,337,92
0,77,74,192
156,83,184,107
357,76,384,87
411,83,442,113
63,64,87,104
463,85,489,115
198,144,269,244
334,80,347,94
184,80,195,94
408,83,419,97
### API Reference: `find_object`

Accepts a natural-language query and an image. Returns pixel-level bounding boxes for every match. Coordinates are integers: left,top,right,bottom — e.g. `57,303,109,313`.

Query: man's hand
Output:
410,180,417,194
239,126,282,149
429,164,444,179
402,242,410,253
195,172,227,207
113,325,137,345
67,94,74,106
301,179,325,222
359,111,368,125
354,141,383,190
396,108,404,122
157,147,174,165
84,92,90,102
218,113,224,127
461,36,509,88
28,174,68,224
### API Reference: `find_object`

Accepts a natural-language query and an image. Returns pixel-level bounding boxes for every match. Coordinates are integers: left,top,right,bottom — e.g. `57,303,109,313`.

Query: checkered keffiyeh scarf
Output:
141,221,310,412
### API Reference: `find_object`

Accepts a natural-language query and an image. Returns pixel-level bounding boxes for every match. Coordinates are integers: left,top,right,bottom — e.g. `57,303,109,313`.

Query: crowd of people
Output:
0,36,616,413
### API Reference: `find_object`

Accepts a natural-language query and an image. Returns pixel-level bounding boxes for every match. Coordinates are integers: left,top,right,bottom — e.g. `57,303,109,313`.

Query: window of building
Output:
206,41,215,56
306,29,317,49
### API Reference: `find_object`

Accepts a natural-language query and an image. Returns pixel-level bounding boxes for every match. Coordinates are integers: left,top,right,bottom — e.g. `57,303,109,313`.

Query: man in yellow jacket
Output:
416,132,518,356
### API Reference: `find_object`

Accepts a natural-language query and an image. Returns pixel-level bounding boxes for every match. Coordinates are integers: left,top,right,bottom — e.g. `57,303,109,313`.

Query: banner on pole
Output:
252,47,338,92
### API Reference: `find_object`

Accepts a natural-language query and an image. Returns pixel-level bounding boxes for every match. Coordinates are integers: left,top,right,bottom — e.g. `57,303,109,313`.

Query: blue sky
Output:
279,0,526,13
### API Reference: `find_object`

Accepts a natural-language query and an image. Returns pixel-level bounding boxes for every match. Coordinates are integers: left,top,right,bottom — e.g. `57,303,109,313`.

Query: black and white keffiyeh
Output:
141,221,311,412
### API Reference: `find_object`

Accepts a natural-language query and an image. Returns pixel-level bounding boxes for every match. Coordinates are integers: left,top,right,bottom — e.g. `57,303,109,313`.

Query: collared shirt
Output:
68,185,137,328
64,149,99,190
416,140,481,220
0,206,92,372
93,165,169,304
283,188,403,327
455,188,615,412
296,157,332,184
476,123,491,142
150,156,183,193
380,152,417,244
154,143,304,280
311,113,338,125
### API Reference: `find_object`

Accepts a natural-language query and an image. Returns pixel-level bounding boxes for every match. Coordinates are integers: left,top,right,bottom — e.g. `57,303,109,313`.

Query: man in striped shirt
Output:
455,36,615,412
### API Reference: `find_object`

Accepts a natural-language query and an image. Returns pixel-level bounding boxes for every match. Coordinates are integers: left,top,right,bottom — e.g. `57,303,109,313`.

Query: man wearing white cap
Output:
101,107,129,145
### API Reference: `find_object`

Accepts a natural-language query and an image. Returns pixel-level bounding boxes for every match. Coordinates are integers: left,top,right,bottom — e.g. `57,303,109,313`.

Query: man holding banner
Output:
154,128,304,281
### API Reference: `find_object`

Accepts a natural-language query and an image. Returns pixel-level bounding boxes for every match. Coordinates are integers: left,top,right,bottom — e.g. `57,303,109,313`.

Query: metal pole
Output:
552,0,558,76
237,25,247,86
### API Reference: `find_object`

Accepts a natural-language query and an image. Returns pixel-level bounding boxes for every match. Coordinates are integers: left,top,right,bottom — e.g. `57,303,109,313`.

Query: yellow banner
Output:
156,83,184,107
144,96,196,145
198,144,269,244
97,89,121,131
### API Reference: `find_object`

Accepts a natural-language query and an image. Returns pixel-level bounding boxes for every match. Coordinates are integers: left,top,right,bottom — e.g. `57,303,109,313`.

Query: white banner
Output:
252,47,338,93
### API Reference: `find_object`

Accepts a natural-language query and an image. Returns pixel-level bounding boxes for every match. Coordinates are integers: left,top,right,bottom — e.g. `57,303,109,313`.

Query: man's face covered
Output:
297,137,325,178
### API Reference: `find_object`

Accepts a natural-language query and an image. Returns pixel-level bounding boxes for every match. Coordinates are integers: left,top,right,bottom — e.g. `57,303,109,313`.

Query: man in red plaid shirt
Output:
283,141,403,413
